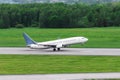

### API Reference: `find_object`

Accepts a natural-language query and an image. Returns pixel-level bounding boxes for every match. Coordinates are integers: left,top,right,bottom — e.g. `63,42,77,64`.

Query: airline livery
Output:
23,33,88,51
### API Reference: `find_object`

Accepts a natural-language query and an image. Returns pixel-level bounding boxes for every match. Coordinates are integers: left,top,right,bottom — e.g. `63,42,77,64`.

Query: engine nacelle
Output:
56,44,63,48
29,44,47,49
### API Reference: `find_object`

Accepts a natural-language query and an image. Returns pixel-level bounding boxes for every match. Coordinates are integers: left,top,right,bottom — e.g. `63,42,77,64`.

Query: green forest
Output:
0,2,120,28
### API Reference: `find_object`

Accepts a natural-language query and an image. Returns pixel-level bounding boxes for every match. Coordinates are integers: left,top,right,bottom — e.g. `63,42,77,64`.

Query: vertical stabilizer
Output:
23,33,36,46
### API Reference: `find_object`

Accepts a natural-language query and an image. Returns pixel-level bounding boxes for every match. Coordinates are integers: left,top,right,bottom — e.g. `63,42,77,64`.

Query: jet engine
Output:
56,44,63,48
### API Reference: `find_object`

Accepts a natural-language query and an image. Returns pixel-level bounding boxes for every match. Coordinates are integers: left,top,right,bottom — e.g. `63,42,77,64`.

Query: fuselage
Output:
38,37,88,45
30,37,88,49
23,32,88,51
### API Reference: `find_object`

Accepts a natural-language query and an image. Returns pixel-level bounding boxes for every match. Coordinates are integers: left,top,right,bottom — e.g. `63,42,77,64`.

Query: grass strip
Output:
0,27,120,48
0,55,120,74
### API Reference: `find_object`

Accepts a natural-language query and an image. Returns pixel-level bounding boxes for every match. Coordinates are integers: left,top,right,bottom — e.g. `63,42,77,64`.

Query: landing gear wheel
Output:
53,48,56,51
57,48,60,51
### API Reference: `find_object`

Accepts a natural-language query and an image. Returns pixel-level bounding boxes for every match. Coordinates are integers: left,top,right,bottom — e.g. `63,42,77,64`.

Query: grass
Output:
0,27,120,48
0,27,120,74
0,55,120,74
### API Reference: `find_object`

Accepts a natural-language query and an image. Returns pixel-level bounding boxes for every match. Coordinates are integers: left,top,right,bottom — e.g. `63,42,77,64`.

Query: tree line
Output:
0,2,120,29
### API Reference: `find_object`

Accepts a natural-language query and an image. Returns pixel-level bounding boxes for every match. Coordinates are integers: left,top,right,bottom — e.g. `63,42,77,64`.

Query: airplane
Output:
23,33,88,51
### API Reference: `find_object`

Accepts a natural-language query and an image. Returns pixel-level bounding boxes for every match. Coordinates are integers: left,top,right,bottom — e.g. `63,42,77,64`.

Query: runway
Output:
0,47,120,56
0,47,120,80
0,73,120,80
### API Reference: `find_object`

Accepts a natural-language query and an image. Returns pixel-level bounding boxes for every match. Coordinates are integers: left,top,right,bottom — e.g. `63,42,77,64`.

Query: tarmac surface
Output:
0,47,120,80
0,47,120,56
0,73,120,80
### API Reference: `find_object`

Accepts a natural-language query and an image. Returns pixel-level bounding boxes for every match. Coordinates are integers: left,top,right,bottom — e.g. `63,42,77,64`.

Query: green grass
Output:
0,27,119,74
0,55,120,74
0,27,120,48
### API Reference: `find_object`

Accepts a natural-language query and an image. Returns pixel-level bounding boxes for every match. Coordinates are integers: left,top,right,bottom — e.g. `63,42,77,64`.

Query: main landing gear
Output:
53,48,60,51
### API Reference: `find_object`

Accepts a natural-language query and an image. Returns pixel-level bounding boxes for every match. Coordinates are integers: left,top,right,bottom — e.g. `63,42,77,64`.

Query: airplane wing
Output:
42,44,56,47
38,43,63,48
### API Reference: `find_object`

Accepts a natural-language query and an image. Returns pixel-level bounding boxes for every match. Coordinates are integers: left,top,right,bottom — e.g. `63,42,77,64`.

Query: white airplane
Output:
23,33,88,51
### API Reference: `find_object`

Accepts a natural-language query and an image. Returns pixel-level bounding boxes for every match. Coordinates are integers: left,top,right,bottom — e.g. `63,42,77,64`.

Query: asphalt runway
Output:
0,47,120,80
0,73,120,80
0,47,120,56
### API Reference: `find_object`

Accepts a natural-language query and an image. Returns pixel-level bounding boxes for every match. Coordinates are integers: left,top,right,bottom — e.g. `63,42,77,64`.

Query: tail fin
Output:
23,32,36,46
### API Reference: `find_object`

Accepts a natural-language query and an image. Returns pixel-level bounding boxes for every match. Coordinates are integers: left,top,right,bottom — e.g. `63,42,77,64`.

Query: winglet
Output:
23,32,36,46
